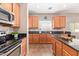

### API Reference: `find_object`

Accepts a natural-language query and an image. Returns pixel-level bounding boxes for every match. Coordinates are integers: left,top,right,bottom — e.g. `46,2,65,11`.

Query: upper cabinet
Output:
53,16,66,29
29,16,39,29
12,3,20,28
29,16,33,29
0,3,12,12
33,16,39,28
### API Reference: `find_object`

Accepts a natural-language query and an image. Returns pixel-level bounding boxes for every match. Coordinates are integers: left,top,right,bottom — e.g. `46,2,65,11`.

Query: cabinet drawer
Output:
63,44,77,56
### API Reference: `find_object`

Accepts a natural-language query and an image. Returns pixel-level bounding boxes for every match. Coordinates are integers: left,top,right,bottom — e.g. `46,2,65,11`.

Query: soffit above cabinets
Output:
28,3,79,14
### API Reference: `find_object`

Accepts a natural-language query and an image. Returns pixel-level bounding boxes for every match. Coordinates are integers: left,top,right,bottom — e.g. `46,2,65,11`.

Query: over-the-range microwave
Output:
0,8,14,24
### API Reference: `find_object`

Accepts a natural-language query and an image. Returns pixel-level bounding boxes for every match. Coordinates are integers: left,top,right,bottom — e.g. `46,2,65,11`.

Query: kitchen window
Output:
39,20,52,31
69,22,79,32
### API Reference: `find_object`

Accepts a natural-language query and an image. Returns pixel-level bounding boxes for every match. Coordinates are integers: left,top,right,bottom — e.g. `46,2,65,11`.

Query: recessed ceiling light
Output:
63,5,67,8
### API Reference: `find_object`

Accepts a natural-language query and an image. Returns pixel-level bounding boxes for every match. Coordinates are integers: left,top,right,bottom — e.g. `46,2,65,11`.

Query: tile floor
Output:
29,44,54,56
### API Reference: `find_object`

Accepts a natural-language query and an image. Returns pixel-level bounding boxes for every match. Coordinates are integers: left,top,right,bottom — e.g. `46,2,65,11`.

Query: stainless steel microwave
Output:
0,8,14,24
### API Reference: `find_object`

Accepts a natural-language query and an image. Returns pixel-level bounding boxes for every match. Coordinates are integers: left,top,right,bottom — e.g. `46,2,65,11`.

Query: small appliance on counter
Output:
60,31,75,42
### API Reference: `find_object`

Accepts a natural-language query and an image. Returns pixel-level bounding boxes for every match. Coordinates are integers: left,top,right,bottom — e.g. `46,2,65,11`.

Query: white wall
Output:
18,4,27,33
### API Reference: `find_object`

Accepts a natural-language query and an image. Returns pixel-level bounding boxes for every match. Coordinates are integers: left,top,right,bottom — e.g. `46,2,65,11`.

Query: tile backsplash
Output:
0,25,13,34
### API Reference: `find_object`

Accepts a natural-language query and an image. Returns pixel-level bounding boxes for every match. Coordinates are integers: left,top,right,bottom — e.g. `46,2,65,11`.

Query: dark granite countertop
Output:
51,34,79,52
29,31,71,34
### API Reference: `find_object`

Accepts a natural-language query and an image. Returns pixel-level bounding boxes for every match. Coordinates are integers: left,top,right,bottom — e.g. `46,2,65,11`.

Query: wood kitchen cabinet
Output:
51,36,56,55
47,34,52,44
47,34,78,56
60,16,66,28
55,39,63,56
63,49,71,56
51,35,62,56
39,34,47,43
29,34,52,44
29,16,39,29
29,34,33,44
32,34,39,43
32,16,39,28
22,38,26,56
63,44,77,56
0,3,12,12
29,34,39,44
29,16,33,29
12,3,20,28
53,16,66,29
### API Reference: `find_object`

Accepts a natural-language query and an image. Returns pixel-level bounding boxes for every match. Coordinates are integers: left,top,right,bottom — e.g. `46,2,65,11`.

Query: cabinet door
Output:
0,3,12,12
63,44,77,56
59,16,66,28
13,3,20,27
63,49,71,56
29,16,33,29
32,34,39,43
47,34,52,44
55,40,62,56
51,37,56,55
21,38,26,56
29,34,33,44
53,16,60,28
33,16,39,29
39,34,47,43
53,16,66,29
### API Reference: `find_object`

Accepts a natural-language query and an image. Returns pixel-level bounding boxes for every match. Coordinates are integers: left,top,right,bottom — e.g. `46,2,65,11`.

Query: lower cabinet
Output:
55,40,62,56
51,37,63,56
47,34,52,44
29,34,52,44
63,44,77,56
63,49,71,56
51,37,56,55
32,34,39,43
29,34,33,44
39,34,47,43
51,35,78,56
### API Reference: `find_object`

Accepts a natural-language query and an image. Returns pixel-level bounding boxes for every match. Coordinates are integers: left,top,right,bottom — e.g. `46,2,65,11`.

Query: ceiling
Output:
28,3,79,14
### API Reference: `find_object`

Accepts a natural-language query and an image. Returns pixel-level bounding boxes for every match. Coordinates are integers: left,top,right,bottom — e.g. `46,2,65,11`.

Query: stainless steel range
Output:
0,31,21,55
